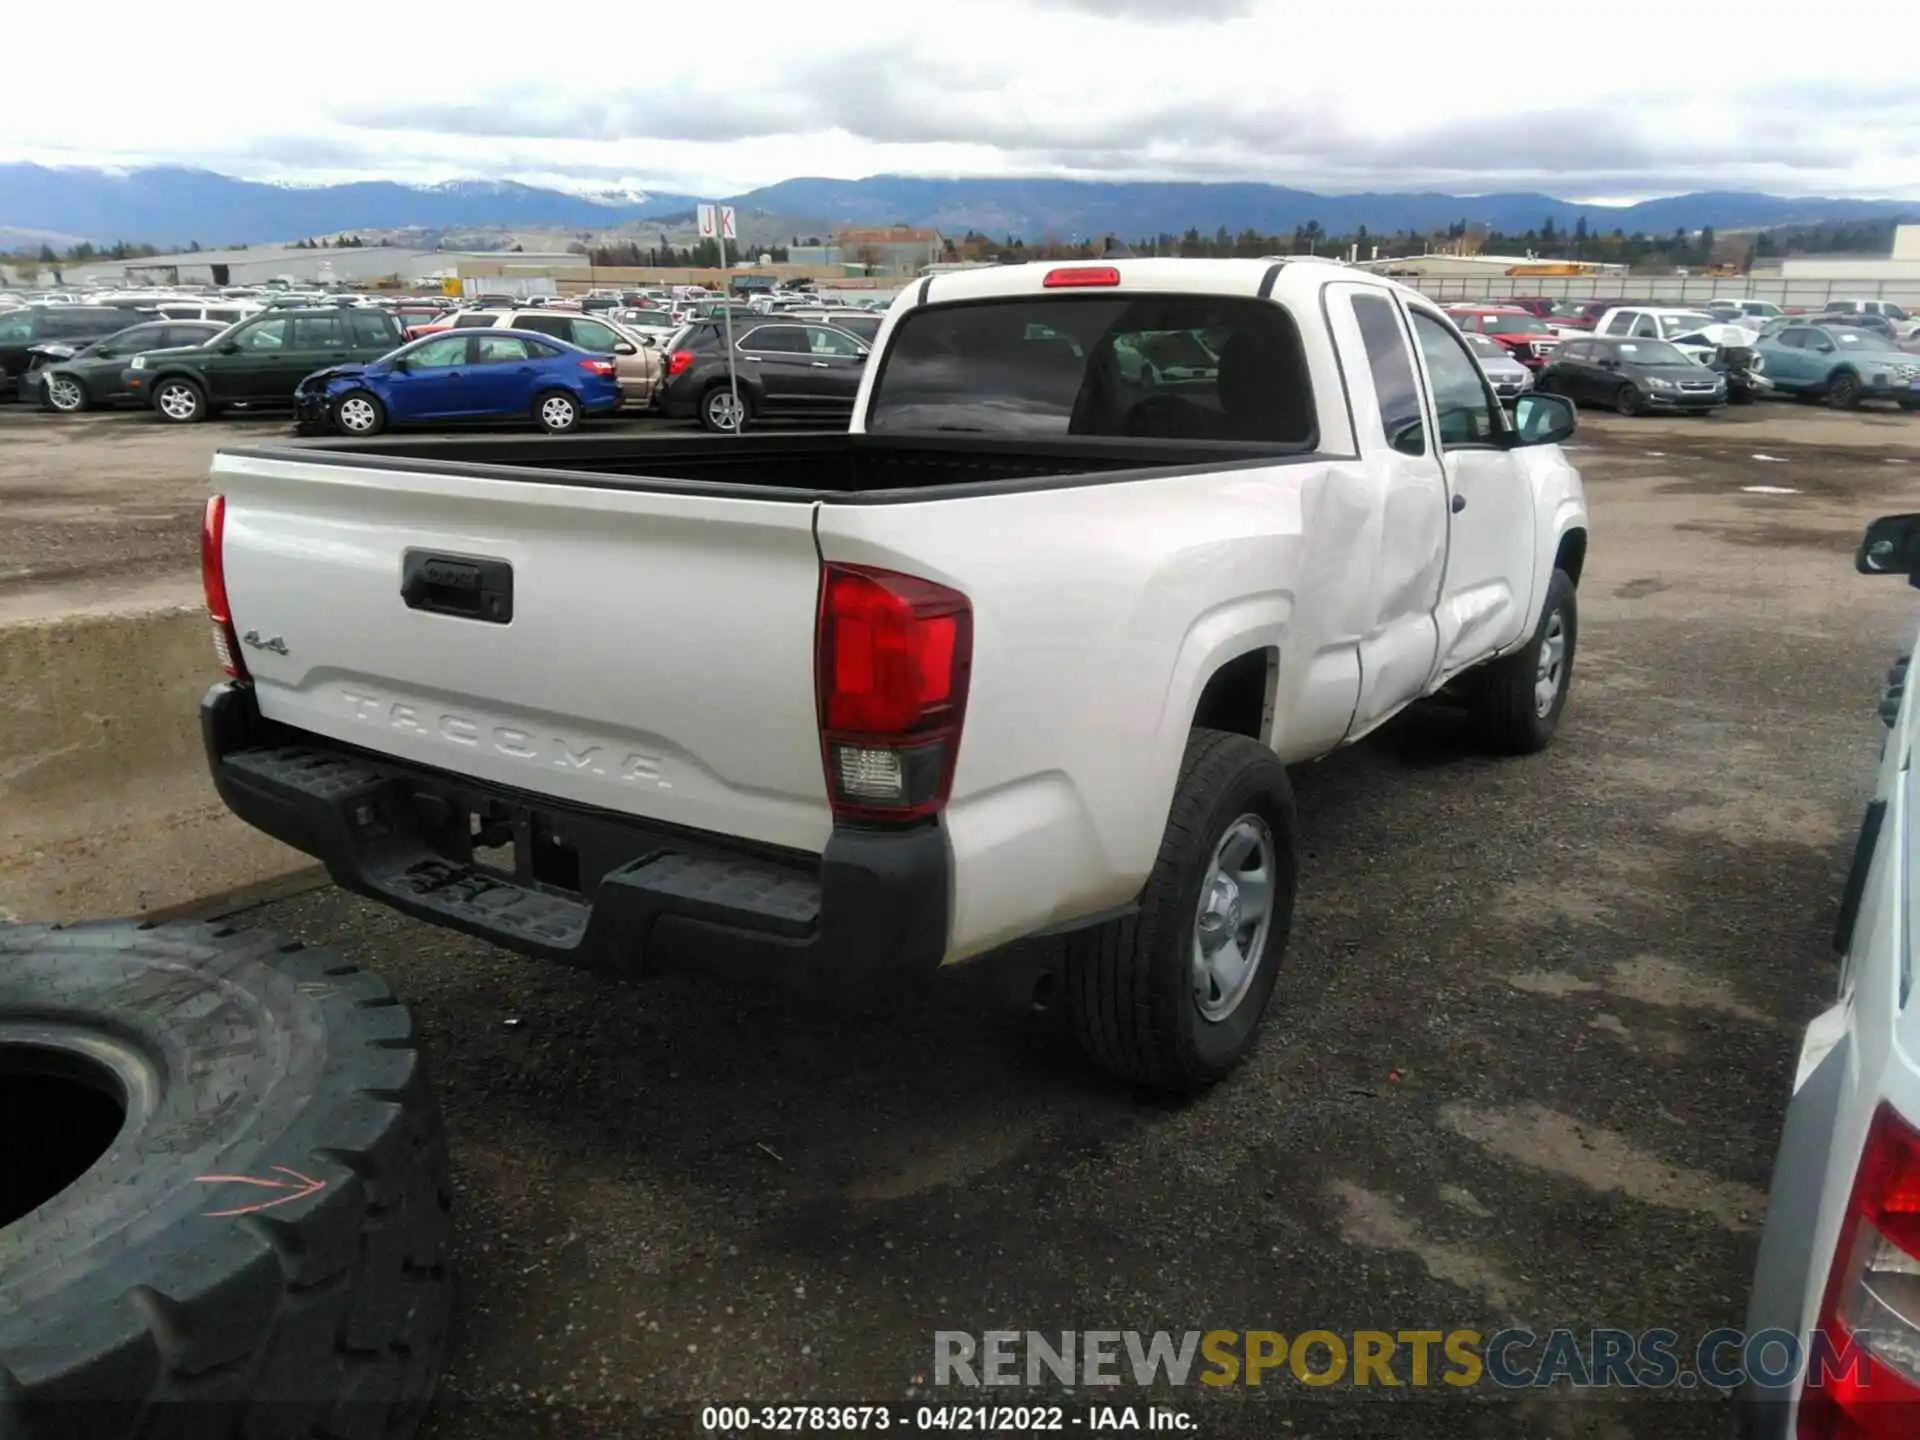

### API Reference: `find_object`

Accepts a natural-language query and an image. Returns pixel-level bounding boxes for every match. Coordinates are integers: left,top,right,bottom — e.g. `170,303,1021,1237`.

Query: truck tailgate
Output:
212,450,831,854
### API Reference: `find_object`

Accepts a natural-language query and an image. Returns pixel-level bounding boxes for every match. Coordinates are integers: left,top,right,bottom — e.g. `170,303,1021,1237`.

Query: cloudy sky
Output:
9,0,1919,201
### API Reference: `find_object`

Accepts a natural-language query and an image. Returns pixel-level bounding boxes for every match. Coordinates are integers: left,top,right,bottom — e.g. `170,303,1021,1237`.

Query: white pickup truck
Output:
200,257,1589,1093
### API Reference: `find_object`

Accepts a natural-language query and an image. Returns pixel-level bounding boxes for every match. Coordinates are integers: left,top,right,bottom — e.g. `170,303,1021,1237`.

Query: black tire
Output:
0,921,452,1440
534,388,581,434
1730,388,1757,405
1613,382,1642,416
699,383,751,433
1899,399,1919,413
41,372,89,414
151,376,207,424
330,389,387,436
1828,370,1862,410
1464,567,1578,755
1063,730,1297,1094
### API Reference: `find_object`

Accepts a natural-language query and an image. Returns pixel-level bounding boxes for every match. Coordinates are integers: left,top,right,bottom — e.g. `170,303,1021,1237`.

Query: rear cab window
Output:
866,294,1315,442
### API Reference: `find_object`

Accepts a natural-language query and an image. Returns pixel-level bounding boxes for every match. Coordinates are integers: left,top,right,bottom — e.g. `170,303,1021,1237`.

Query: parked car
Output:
391,308,659,405
658,316,872,431
1443,306,1562,370
1702,298,1787,326
1591,306,1759,360
1756,323,1920,410
1813,312,1920,354
1741,511,1920,1436
198,256,1587,1095
1461,330,1534,401
124,307,404,423
780,308,883,345
153,300,263,324
294,328,621,436
1820,298,1920,340
26,319,226,412
0,304,158,400
1535,335,1727,415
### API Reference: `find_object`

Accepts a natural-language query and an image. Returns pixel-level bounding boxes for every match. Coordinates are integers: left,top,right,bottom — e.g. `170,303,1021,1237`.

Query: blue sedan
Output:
295,328,623,435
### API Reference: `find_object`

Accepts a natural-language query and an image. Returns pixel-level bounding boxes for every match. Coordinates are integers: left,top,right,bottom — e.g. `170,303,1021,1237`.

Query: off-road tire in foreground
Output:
0,920,452,1440
1464,566,1578,755
1064,729,1297,1094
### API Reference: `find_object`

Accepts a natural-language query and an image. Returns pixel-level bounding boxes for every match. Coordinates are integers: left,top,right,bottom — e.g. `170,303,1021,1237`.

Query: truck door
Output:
1404,305,1537,676
1329,284,1446,737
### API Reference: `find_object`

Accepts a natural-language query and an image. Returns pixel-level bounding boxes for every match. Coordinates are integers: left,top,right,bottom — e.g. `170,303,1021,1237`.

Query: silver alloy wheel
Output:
157,383,199,421
336,395,378,433
540,395,577,430
1534,609,1568,717
705,389,745,431
1191,814,1277,1023
47,376,85,412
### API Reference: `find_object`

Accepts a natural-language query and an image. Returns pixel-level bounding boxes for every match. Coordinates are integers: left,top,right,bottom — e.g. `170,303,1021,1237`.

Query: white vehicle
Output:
1705,299,1787,326
153,300,263,324
1820,299,1920,340
198,257,1588,1093
1742,512,1920,1435
1593,306,1758,361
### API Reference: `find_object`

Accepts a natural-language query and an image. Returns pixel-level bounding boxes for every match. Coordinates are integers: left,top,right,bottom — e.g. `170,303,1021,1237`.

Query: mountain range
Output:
3,163,1916,251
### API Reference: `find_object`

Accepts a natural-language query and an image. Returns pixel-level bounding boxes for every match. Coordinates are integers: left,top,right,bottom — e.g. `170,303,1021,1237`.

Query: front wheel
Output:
1063,729,1297,1094
1464,567,1577,755
330,389,386,436
534,389,581,434
1613,382,1642,416
152,377,207,424
700,384,750,433
43,373,89,413
1828,370,1862,410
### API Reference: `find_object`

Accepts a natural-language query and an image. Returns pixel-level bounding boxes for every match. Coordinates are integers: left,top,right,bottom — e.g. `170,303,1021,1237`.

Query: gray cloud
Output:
1027,0,1259,20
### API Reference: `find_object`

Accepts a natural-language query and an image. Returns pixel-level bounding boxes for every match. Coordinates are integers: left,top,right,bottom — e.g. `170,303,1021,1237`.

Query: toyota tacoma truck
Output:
199,258,1589,1093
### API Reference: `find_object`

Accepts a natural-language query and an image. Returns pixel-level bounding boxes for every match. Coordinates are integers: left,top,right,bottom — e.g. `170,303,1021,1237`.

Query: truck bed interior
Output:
223,431,1309,503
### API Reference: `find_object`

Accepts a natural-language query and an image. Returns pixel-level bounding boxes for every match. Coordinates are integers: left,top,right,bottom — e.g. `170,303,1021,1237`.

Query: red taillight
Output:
580,358,616,376
1043,266,1120,288
200,495,247,680
814,563,971,822
666,349,695,378
1799,1104,1920,1438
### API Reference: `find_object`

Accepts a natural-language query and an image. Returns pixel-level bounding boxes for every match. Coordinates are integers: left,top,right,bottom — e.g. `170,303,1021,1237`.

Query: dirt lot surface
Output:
14,397,1920,1434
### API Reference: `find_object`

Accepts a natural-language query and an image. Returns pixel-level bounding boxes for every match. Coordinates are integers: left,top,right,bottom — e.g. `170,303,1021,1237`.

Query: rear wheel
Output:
534,389,580,434
1613,382,1642,416
1898,399,1919,413
153,377,206,424
1828,370,1862,409
1063,730,1297,1094
43,374,88,413
700,384,750,433
330,390,386,436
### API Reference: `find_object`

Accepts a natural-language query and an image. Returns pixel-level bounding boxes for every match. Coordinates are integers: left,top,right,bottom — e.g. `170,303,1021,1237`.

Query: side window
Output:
1629,314,1658,338
1602,312,1634,336
571,320,619,352
1409,310,1499,448
291,315,347,348
238,319,289,351
744,326,806,353
514,314,571,340
407,336,471,367
349,311,395,346
473,334,534,364
1559,341,1588,362
1349,292,1425,456
806,326,864,357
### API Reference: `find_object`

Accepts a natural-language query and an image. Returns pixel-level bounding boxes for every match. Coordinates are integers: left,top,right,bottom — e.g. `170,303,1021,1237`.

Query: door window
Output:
514,314,573,340
237,318,290,351
805,326,865,357
742,326,807,353
570,319,620,352
1602,312,1635,335
106,325,168,352
407,335,472,368
349,311,395,346
1349,292,1426,456
291,315,349,348
473,334,537,363
1409,310,1499,448
1629,314,1659,338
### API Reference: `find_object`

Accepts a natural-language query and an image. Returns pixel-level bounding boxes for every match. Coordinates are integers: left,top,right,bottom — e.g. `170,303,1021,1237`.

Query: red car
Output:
1445,306,1563,370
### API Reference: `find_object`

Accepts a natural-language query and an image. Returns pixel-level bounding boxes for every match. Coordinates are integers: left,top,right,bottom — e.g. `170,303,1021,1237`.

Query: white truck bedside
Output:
199,257,1589,1093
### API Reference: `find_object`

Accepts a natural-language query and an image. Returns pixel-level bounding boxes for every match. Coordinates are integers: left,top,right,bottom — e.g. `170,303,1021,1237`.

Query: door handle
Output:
1451,494,1467,514
811,360,830,368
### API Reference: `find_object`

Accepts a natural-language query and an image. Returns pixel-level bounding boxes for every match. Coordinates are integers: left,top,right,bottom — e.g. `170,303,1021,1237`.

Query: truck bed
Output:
221,430,1305,503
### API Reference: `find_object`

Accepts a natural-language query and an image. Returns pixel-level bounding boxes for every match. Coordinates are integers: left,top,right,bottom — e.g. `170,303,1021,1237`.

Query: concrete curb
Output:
1,603,313,924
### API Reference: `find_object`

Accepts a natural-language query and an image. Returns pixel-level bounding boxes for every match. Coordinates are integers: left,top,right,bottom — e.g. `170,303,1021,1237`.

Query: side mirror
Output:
390,357,411,373
94,348,116,360
1815,341,1835,353
218,340,240,354
852,351,869,363
1510,392,1577,447
640,334,658,347
615,341,637,356
1858,514,1920,580
1598,356,1619,369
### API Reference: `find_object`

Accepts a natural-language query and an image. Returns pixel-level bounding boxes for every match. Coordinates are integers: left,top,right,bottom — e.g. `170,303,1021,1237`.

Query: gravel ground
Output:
15,395,1920,1436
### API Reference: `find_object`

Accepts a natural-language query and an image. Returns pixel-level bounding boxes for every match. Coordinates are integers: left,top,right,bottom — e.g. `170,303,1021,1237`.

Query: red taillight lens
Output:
1800,1104,1920,1438
580,358,616,376
666,350,695,377
200,495,247,680
1043,266,1120,288
815,563,971,822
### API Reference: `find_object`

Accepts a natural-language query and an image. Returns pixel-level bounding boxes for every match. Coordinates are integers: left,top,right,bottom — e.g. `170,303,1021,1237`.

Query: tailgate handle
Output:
401,550,513,624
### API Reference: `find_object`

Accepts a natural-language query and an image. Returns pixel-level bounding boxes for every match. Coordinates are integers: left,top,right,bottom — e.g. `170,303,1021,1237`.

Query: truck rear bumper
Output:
202,682,950,979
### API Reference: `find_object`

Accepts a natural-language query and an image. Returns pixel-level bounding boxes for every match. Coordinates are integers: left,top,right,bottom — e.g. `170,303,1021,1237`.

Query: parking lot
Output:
5,395,1911,1432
